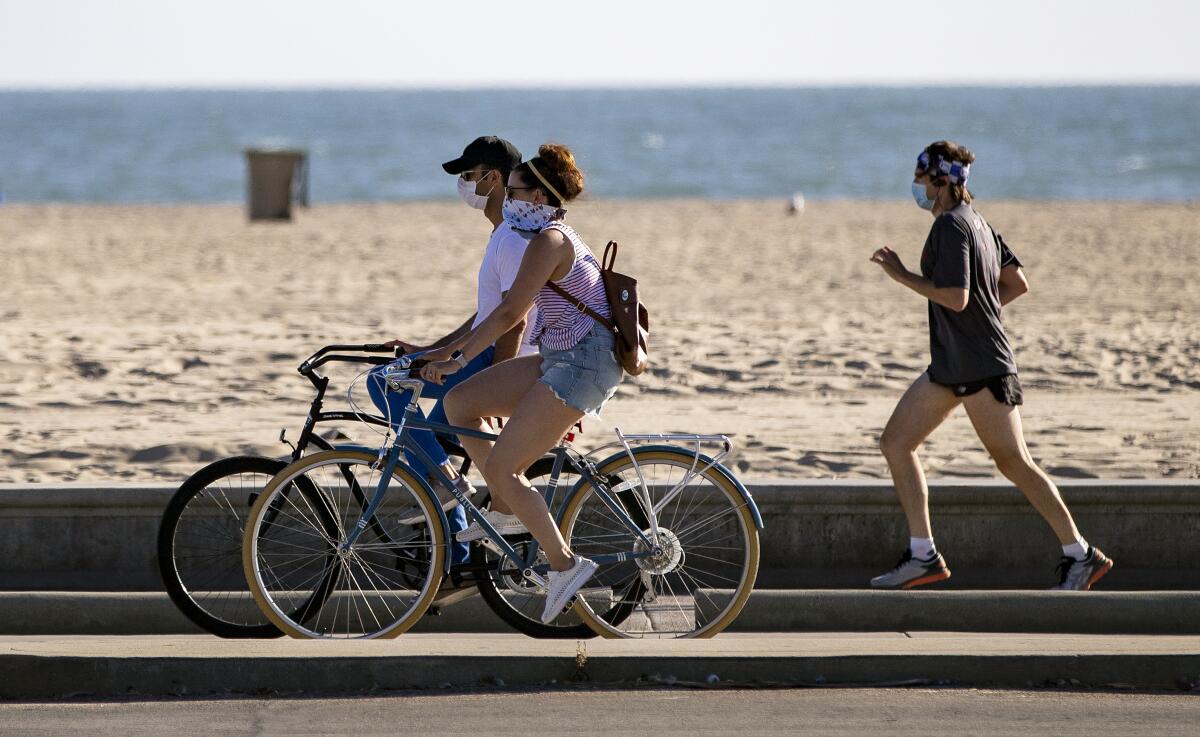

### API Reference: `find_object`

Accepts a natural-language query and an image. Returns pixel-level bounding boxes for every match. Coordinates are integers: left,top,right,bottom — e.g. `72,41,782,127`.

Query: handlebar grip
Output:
361,343,394,353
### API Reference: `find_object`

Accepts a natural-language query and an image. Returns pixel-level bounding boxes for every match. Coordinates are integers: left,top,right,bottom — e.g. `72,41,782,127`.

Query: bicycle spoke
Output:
247,454,442,639
564,451,756,639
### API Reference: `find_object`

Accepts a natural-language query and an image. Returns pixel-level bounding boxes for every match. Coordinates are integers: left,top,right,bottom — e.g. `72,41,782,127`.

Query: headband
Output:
917,150,971,185
525,160,567,204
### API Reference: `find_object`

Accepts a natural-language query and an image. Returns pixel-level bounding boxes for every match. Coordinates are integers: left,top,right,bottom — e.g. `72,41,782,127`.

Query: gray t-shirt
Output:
919,204,1022,384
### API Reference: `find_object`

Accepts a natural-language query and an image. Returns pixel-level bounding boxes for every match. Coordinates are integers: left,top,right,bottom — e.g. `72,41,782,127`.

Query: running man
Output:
868,140,1113,591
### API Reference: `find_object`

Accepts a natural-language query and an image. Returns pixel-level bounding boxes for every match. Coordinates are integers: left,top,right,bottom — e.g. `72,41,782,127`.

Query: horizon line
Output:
2,79,1198,92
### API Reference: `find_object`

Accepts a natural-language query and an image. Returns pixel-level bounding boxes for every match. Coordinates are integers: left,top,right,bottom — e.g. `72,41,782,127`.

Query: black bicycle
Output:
157,343,591,639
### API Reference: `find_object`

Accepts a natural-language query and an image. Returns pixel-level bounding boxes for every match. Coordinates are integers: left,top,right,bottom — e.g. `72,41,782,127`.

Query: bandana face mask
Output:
501,196,563,233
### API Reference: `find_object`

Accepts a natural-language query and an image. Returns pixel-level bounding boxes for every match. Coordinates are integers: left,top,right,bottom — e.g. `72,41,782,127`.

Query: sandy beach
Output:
1,199,1197,484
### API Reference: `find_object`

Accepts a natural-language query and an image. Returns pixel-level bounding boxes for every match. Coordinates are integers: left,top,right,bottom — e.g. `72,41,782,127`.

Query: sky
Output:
1,0,1198,88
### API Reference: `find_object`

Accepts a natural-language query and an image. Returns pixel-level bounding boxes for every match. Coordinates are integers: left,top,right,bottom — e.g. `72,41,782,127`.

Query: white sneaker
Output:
397,478,475,526
456,509,528,542
541,556,598,624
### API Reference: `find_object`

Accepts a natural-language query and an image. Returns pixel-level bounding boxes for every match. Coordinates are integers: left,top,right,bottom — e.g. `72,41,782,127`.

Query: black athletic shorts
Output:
927,370,1023,406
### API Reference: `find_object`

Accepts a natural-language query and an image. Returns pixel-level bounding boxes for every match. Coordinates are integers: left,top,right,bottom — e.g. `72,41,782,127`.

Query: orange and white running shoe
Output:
1051,547,1114,591
870,549,952,589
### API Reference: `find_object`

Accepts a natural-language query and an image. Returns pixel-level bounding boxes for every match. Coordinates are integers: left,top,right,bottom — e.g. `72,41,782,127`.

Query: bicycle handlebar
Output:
297,343,404,374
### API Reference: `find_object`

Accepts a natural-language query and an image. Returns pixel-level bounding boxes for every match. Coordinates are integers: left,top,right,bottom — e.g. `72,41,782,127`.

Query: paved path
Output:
3,687,1200,736
6,590,1200,635
3,633,1200,698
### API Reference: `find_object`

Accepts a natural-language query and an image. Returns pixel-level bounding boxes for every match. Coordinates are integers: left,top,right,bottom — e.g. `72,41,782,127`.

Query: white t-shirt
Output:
473,221,538,357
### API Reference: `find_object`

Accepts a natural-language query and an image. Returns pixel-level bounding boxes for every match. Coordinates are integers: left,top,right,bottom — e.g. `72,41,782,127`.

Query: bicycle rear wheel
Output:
242,450,446,639
157,456,290,638
471,456,597,639
559,447,760,639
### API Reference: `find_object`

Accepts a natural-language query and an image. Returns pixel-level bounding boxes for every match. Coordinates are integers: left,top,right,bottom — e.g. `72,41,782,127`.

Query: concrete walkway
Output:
3,633,1199,698
6,688,1200,736
4,590,1199,635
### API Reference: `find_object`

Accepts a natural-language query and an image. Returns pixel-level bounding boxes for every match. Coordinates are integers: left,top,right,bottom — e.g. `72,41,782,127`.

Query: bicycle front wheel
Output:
242,450,446,639
157,455,289,638
559,447,760,639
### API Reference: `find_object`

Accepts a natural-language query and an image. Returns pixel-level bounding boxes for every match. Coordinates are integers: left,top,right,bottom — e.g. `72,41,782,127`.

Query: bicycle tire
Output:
242,449,446,639
559,447,760,639
157,455,292,638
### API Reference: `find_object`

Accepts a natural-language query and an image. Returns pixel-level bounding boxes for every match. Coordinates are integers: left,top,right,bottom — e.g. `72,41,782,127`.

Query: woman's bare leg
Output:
879,373,962,538
961,392,1082,545
478,382,585,571
442,355,542,515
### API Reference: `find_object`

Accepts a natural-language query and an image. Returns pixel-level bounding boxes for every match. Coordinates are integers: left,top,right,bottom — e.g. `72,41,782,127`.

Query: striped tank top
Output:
529,222,611,351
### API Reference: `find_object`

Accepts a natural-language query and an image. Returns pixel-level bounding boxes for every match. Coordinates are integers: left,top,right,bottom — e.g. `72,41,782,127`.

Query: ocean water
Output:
0,87,1197,203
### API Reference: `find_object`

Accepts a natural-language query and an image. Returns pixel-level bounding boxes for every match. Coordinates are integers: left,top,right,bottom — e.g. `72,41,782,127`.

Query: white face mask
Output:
456,171,493,210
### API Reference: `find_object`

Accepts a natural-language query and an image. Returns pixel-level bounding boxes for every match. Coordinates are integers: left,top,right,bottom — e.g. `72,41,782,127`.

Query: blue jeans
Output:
366,346,494,566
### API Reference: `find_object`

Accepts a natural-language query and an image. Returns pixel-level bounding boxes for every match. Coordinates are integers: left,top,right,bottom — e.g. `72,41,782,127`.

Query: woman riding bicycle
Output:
420,143,622,622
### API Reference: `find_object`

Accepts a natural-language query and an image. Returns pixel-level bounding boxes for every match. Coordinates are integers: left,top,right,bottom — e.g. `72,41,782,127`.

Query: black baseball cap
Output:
441,136,522,175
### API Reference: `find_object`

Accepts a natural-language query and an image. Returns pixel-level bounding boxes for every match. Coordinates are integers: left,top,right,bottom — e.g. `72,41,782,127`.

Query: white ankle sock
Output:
909,537,937,560
1062,538,1089,561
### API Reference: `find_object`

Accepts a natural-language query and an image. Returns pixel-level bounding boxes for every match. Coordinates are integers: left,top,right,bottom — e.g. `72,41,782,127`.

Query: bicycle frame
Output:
339,362,662,586
257,345,411,543
288,346,395,461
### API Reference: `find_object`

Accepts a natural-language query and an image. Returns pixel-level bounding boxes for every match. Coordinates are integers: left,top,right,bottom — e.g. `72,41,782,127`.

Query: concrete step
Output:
3,589,1199,636
709,589,1200,634
4,480,1200,590
2,633,1199,698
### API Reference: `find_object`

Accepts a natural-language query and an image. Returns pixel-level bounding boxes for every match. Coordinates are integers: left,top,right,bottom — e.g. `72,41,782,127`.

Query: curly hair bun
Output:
534,143,585,203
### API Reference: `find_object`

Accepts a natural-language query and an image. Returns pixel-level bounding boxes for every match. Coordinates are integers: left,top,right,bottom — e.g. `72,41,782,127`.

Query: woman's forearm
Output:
459,302,525,361
427,315,475,350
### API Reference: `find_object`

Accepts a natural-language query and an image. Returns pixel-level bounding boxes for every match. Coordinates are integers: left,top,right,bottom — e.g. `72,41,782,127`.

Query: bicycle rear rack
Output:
584,429,734,536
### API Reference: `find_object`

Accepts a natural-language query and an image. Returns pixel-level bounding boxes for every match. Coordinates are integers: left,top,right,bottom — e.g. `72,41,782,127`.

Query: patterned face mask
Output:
501,196,563,232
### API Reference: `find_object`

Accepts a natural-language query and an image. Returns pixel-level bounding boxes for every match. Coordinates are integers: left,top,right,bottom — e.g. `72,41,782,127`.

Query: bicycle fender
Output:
562,445,764,531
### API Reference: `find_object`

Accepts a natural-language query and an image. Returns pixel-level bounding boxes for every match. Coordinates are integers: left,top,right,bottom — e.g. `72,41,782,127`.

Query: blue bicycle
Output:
241,353,764,639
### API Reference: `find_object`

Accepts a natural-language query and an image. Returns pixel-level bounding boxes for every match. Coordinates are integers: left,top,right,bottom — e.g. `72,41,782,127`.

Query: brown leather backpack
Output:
547,241,649,376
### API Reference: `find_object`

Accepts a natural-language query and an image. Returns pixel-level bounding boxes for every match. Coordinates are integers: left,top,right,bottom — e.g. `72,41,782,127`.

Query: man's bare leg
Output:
879,373,962,538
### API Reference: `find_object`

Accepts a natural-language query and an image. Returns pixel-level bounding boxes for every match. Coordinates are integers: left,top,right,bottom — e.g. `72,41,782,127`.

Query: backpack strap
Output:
602,240,618,271
545,281,617,334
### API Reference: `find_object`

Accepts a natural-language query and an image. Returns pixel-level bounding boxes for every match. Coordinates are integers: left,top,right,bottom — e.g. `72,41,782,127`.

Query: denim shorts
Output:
539,323,623,417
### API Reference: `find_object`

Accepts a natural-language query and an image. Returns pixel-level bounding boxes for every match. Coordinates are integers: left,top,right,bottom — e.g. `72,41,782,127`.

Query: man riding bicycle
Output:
367,136,535,567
